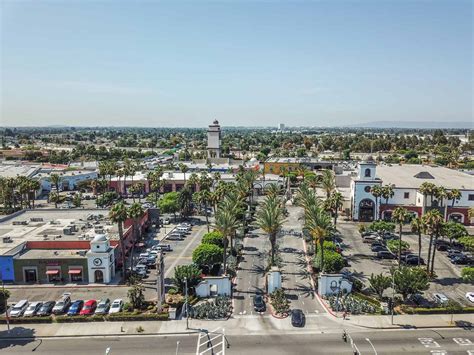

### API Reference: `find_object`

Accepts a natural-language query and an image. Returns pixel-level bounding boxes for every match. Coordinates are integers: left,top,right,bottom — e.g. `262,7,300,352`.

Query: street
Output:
1,328,473,354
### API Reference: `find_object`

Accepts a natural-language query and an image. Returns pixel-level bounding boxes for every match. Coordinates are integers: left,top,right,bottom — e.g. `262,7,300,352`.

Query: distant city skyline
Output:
1,1,472,128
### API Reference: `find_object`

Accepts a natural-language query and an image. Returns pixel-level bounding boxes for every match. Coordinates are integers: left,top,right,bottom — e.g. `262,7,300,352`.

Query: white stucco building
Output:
207,120,221,158
87,234,116,283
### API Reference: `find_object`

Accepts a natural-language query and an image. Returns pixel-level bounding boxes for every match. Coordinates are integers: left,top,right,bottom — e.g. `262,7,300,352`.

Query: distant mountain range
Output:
346,121,472,129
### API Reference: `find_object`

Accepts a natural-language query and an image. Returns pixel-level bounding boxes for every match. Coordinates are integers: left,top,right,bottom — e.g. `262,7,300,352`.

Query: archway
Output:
359,199,375,222
94,270,104,283
448,213,464,224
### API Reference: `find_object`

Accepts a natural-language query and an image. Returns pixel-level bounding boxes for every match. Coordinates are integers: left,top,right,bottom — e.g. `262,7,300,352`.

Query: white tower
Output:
207,119,221,158
87,234,116,284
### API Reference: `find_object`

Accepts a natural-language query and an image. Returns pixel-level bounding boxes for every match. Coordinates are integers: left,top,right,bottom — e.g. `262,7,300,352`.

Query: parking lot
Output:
5,215,209,308
338,221,473,307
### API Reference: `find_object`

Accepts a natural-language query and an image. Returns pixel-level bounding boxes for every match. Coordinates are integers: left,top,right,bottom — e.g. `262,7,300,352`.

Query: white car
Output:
24,302,43,317
109,299,123,314
433,293,449,305
465,292,474,303
9,299,29,318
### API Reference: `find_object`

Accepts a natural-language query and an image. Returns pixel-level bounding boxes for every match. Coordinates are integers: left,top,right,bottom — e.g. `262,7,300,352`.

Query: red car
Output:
79,300,97,315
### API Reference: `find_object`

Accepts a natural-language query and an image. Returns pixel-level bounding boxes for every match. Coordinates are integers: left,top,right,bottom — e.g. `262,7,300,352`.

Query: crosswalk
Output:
196,327,228,355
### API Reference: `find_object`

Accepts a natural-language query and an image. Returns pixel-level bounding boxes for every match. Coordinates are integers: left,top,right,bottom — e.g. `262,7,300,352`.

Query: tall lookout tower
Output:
207,119,221,158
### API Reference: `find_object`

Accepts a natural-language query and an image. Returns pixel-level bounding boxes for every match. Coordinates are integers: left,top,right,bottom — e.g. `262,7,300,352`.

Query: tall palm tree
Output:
109,202,128,280
371,185,383,220
328,191,344,226
49,173,62,192
321,169,335,198
265,183,281,199
419,182,437,208
446,189,462,207
256,196,285,266
422,209,444,275
178,186,193,219
305,203,333,272
392,207,410,268
411,217,425,266
179,163,189,184
381,184,395,206
214,207,240,274
306,173,322,193
127,202,145,270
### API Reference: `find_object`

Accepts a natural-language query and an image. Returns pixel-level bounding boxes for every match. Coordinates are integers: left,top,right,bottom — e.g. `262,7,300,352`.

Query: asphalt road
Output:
1,328,473,354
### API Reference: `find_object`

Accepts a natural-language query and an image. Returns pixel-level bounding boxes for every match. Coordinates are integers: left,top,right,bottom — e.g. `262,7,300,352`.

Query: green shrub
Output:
107,312,169,321
202,231,224,247
270,288,290,315
400,306,474,315
461,267,474,283
313,250,345,273
368,221,395,233
387,240,410,254
0,316,52,324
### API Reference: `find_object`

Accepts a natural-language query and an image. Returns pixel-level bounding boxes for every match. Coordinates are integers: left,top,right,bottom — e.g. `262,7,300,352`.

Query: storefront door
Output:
24,268,37,283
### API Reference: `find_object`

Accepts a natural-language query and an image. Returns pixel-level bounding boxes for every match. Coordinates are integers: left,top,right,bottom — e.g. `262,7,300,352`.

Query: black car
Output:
371,245,388,253
253,295,266,312
377,251,396,259
436,244,449,251
291,309,305,327
451,255,472,265
405,255,425,265
37,301,56,316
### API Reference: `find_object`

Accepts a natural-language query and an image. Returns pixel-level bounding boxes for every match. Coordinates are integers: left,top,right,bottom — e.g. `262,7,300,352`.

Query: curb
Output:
0,330,200,340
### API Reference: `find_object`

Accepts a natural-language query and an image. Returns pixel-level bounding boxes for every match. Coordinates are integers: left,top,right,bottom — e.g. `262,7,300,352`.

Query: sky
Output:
0,0,472,128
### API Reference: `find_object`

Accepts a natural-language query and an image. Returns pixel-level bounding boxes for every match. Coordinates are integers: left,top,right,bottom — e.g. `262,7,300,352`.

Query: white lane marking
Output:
454,338,473,346
429,351,447,355
366,338,378,355
419,338,440,348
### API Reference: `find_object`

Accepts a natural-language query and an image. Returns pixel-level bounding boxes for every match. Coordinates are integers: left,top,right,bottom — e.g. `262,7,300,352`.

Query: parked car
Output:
465,292,474,303
52,293,72,315
80,300,97,315
405,255,425,265
163,218,171,225
132,265,147,278
37,301,56,316
436,244,449,251
9,300,29,318
24,302,43,317
410,294,431,308
67,300,84,316
95,298,111,315
155,244,173,252
376,251,396,259
363,235,379,243
109,299,123,314
167,233,184,241
371,245,388,253
253,295,266,312
432,293,449,305
451,255,472,265
291,309,305,327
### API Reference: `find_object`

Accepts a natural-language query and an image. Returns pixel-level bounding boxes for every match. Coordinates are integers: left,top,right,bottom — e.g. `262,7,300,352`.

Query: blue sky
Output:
1,0,472,127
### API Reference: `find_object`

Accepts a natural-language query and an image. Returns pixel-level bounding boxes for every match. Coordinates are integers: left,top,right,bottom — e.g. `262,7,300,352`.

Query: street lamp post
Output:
391,269,401,325
184,277,189,329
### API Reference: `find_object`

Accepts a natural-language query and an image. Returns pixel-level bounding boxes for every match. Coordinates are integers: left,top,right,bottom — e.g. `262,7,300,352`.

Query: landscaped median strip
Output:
0,312,170,324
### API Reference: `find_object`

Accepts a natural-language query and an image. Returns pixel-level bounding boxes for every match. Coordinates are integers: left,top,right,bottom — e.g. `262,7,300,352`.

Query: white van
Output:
9,299,29,318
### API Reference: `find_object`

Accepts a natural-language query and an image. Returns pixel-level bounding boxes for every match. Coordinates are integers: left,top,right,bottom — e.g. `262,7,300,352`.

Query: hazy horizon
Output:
1,1,472,127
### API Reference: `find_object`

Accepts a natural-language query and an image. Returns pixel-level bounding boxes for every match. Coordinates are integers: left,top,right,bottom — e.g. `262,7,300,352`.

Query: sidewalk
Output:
1,313,473,339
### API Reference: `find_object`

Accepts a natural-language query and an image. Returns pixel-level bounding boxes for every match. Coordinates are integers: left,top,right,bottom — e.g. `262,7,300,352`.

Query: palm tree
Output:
392,207,410,268
179,163,189,184
214,208,240,274
422,209,444,275
127,202,145,270
109,202,128,280
419,182,437,208
381,184,395,207
305,203,333,272
446,189,462,207
49,191,61,208
28,179,41,209
328,191,344,226
411,217,425,266
49,173,62,192
306,173,322,193
256,196,285,266
178,186,193,219
371,185,383,220
265,183,281,199
321,170,335,198
434,186,447,207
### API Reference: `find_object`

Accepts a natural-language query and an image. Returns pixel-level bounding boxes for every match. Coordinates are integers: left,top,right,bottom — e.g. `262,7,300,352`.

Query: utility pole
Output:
185,277,189,329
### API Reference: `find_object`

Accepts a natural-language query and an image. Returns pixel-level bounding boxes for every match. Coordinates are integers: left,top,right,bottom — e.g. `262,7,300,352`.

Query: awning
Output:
68,269,82,275
46,270,59,275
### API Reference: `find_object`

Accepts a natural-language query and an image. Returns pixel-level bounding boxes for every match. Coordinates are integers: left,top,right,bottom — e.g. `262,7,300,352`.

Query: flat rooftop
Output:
0,209,119,254
15,248,87,260
0,163,39,178
375,164,474,190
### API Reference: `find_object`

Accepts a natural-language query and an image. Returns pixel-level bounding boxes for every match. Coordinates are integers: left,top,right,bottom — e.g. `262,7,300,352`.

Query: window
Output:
469,194,474,201
364,186,371,193
404,192,410,199
364,168,371,178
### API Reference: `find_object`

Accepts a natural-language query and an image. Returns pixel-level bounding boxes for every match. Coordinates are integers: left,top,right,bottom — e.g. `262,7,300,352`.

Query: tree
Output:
0,289,10,313
72,193,82,208
214,208,240,274
392,266,429,301
256,195,285,266
192,243,223,270
422,209,444,275
321,169,335,198
419,182,437,206
305,203,333,272
369,273,391,299
328,191,344,226
109,202,129,280
127,202,144,269
158,192,179,221
178,186,193,219
371,185,383,220
461,267,474,283
127,284,145,310
392,207,410,267
411,217,425,266
179,163,189,184
49,191,61,208
314,249,344,273
381,184,395,207
202,231,224,247
171,264,202,295
441,221,468,245
49,173,62,192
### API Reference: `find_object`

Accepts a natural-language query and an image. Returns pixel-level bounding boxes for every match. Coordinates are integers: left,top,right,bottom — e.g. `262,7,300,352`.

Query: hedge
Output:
0,312,169,324
400,305,474,315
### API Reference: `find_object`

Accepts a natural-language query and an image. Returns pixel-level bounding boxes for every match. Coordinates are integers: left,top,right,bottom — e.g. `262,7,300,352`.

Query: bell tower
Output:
207,119,221,158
